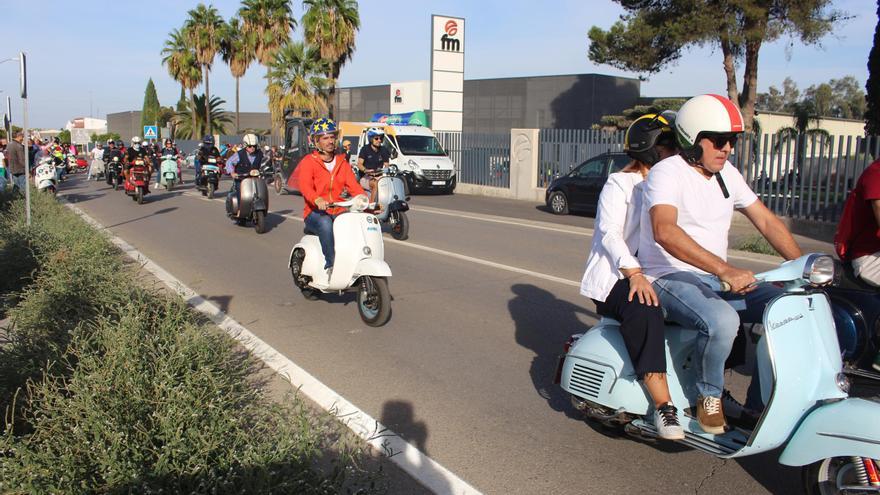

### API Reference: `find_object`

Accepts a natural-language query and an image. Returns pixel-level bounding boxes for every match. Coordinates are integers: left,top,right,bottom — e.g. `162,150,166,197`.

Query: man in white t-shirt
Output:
638,94,802,435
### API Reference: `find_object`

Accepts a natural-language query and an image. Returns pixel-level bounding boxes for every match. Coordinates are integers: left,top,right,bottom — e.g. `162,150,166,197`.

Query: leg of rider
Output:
226,180,239,216
194,159,202,186
653,271,740,401
305,211,335,269
370,177,379,206
595,278,670,407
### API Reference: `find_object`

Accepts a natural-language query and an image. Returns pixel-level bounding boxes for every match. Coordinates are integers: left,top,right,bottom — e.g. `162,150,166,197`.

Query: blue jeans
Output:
11,173,26,192
194,159,201,185
653,271,780,404
305,211,337,269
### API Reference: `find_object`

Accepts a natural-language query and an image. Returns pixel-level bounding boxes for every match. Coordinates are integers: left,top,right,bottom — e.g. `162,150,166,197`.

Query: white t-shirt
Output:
323,158,335,172
638,155,758,279
91,147,104,160
580,172,644,302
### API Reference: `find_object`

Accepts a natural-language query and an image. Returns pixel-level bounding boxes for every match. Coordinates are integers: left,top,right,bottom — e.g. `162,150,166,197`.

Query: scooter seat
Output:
303,226,318,236
835,260,878,292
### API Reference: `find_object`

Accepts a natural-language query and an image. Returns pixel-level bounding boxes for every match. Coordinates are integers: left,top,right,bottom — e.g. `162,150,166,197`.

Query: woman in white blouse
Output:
579,113,683,440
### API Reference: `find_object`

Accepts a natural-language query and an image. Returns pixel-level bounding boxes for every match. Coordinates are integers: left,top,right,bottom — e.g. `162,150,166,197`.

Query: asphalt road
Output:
60,173,802,495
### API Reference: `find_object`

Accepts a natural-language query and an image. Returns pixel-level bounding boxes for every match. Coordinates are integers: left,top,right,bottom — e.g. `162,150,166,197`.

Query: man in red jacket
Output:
298,118,366,272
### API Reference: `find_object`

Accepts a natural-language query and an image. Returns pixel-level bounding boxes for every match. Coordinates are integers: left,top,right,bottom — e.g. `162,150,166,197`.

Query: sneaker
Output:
873,352,880,373
696,395,727,435
653,403,685,440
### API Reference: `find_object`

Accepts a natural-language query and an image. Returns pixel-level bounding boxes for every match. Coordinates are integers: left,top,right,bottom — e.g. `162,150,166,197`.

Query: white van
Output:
340,122,456,194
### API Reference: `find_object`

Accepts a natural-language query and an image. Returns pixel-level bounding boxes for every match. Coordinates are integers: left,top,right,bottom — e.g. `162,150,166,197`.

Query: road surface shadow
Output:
534,204,596,218
105,207,178,229
205,294,233,313
61,191,104,204
263,212,287,232
734,449,802,494
378,400,445,494
508,283,597,417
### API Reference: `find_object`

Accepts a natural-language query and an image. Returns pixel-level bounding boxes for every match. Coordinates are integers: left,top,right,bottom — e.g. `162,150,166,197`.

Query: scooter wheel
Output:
301,288,320,301
254,211,267,234
207,183,215,199
136,188,144,204
389,211,409,241
357,276,391,327
802,457,869,495
274,174,284,195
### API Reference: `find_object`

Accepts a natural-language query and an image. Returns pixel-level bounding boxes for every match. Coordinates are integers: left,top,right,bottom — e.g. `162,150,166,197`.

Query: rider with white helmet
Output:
125,136,154,191
357,126,390,207
225,133,263,217
637,94,803,435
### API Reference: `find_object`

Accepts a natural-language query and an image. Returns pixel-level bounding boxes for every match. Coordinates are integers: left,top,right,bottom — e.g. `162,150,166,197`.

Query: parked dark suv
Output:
545,152,631,215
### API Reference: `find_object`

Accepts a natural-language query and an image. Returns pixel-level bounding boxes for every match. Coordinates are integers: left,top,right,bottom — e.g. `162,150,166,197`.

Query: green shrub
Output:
734,234,779,256
0,193,384,494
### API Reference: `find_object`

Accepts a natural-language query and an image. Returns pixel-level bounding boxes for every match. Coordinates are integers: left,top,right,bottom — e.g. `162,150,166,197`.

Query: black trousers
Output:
592,278,666,377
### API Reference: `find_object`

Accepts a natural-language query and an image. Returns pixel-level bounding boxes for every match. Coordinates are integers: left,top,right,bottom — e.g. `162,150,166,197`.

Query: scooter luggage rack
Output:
627,418,750,457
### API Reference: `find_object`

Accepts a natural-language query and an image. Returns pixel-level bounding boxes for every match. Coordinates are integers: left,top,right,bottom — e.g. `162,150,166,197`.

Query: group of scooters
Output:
33,152,84,195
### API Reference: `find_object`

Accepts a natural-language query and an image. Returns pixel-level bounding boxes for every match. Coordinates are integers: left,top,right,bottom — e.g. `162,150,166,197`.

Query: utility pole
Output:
20,52,30,225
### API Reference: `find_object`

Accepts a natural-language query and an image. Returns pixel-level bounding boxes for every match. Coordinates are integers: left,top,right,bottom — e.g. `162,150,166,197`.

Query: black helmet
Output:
115,140,124,147
202,135,214,145
624,111,677,166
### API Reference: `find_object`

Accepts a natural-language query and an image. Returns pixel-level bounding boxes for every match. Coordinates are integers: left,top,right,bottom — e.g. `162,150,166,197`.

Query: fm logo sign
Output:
440,20,461,52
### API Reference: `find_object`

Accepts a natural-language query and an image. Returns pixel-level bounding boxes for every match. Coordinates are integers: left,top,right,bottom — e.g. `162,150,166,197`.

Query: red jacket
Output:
296,151,365,218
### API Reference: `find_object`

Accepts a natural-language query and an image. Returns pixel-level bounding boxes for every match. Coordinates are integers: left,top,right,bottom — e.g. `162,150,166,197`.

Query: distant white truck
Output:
340,122,456,194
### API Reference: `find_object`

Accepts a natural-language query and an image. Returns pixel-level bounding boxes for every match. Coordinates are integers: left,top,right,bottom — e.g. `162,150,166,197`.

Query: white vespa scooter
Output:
34,157,58,195
366,165,410,240
557,254,880,494
288,195,393,326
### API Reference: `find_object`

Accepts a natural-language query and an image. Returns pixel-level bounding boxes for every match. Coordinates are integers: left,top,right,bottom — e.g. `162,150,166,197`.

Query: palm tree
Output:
239,0,296,73
176,94,233,139
302,0,360,119
185,4,225,136
161,27,203,134
266,41,332,128
220,17,256,133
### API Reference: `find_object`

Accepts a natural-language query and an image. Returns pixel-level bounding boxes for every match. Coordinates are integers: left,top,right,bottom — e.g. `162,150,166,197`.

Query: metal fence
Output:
538,129,880,222
538,129,625,187
436,132,511,188
729,133,880,222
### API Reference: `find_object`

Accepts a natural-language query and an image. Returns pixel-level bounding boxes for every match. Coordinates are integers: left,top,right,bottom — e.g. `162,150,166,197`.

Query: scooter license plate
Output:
431,180,445,185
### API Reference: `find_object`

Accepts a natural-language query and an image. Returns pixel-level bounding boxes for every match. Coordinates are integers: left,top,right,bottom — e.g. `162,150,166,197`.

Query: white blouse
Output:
580,171,644,302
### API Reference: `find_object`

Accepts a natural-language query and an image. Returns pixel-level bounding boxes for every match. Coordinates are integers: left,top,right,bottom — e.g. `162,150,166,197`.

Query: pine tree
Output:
865,1,880,134
141,78,161,132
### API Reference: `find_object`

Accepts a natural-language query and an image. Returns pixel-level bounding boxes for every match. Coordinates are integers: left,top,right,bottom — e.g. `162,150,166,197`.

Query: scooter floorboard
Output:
629,418,750,456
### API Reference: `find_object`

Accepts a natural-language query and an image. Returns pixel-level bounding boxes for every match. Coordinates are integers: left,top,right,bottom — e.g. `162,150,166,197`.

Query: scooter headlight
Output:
835,373,851,393
804,254,835,286
388,164,399,174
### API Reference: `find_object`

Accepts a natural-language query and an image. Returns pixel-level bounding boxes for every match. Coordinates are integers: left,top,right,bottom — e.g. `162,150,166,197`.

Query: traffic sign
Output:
143,125,158,140
70,128,91,145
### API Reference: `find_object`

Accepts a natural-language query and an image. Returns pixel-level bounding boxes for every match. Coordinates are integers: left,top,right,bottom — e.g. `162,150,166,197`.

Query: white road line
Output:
64,201,482,495
411,206,781,266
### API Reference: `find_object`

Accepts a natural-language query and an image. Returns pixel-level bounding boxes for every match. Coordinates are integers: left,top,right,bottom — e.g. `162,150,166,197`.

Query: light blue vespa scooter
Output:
558,254,880,494
159,152,179,191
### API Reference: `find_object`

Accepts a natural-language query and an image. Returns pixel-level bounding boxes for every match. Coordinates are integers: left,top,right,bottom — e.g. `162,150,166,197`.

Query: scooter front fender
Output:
354,258,392,278
778,398,880,466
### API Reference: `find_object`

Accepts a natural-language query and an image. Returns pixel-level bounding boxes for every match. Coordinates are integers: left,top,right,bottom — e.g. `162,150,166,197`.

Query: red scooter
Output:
124,159,151,204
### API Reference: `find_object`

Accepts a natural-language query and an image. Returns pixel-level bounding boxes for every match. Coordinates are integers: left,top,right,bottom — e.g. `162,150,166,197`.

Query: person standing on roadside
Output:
6,131,27,193
0,139,7,191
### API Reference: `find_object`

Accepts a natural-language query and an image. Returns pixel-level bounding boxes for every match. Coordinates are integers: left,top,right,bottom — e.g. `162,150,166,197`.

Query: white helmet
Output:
131,136,142,145
675,94,744,149
243,133,258,146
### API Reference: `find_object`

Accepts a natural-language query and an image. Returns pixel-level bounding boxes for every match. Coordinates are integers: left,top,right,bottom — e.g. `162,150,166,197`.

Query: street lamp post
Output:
2,53,29,225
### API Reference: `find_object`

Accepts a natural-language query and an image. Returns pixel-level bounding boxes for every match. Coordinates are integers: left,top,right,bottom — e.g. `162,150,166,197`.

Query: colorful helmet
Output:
202,135,214,145
624,111,677,166
675,94,744,150
242,133,258,146
309,118,338,137
367,127,385,139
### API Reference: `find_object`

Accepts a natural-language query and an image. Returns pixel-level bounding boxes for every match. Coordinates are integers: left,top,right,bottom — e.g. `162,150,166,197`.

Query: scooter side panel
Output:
561,320,700,416
735,293,848,457
160,159,177,185
291,237,325,280
354,258,392,278
326,214,378,290
252,178,269,211
777,398,880,466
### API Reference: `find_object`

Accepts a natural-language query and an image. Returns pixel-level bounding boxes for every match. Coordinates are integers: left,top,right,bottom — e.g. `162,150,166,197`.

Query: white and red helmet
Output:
675,94,744,149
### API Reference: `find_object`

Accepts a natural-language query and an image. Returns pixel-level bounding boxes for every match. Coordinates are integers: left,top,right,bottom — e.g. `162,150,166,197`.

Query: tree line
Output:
159,0,359,139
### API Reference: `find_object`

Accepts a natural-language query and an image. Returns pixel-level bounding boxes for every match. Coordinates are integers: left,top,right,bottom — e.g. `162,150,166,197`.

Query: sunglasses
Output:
703,133,738,149
372,136,383,140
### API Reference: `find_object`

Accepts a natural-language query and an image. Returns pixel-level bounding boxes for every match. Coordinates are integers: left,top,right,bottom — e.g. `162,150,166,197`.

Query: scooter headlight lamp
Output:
835,372,851,393
804,254,835,286
363,246,372,256
351,194,369,212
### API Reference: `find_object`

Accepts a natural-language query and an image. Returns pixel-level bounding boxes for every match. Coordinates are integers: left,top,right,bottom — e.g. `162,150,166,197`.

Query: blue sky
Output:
2,0,875,129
